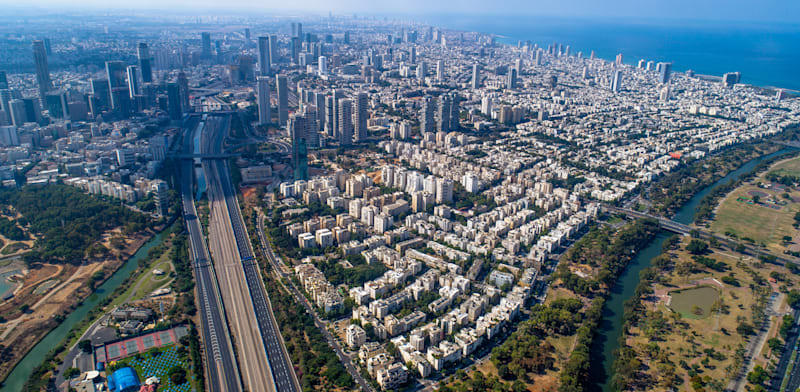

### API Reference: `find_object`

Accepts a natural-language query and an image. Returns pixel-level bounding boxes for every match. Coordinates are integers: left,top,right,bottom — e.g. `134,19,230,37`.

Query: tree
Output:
752,195,760,204
168,366,187,385
787,289,800,309
78,339,93,353
63,367,80,379
767,337,783,353
686,239,709,255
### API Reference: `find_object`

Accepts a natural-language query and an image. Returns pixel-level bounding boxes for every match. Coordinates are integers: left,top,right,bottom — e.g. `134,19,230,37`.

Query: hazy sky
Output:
1,0,799,23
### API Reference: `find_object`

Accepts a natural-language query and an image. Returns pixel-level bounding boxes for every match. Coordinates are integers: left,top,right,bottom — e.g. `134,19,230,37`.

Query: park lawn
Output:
709,155,800,254
110,243,173,308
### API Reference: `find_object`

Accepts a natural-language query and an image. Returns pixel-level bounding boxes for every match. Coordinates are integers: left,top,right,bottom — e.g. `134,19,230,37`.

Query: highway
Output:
179,117,242,392
255,209,375,392
202,114,300,392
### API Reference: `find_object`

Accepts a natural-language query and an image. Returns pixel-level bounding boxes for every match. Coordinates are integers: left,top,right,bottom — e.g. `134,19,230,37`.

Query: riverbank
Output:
0,227,169,392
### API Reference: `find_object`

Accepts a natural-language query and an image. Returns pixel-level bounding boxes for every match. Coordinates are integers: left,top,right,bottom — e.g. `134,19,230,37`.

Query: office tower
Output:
8,99,27,127
178,71,190,113
337,99,353,146
166,82,182,121
137,43,153,83
507,68,518,89
126,65,140,98
32,40,52,102
659,62,672,84
245,28,251,42
436,60,444,83
290,37,299,63
0,71,7,90
590,50,596,60
420,96,435,133
106,61,130,115
257,76,271,125
582,66,589,79
410,46,416,64
471,64,480,89
615,53,623,65
201,32,211,58
289,114,309,180
611,70,623,93
269,35,278,65
324,95,335,137
0,126,19,146
332,89,343,137
515,58,523,74
637,59,646,69
318,56,327,75
257,36,271,76
449,94,460,130
91,78,110,112
353,91,368,142
565,45,571,57
153,181,169,217
646,61,654,71
436,94,451,133
314,92,325,132
276,74,288,127
343,31,350,44
45,90,68,119
481,95,492,116
22,98,42,124
535,49,543,66
43,38,52,55
722,72,740,88
297,23,303,39
300,105,319,148
417,61,427,82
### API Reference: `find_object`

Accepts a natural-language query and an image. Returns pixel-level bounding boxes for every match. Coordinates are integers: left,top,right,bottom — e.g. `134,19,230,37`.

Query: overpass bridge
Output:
605,206,800,267
170,152,239,160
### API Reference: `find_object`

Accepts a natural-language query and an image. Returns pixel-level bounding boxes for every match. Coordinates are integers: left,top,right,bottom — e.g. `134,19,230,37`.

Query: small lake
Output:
669,286,720,319
0,269,21,299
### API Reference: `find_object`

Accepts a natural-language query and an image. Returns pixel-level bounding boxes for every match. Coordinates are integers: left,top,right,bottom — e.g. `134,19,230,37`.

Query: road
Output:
255,209,375,392
179,117,242,392
769,309,800,392
203,114,300,392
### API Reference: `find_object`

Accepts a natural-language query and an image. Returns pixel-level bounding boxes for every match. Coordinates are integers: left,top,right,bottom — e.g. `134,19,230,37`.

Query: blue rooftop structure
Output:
107,367,140,392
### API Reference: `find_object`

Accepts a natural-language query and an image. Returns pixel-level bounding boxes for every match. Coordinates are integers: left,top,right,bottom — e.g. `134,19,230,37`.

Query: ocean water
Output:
422,15,800,91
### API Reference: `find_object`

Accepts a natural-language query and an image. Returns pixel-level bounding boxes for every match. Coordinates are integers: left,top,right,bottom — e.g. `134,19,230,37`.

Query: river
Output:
0,229,169,392
591,147,795,391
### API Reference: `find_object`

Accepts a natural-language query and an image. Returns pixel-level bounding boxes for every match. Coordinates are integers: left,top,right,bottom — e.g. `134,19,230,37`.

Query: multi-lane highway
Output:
202,114,300,392
179,117,242,392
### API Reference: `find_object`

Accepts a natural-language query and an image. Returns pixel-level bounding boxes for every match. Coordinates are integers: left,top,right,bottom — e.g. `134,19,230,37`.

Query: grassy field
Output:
709,155,800,254
624,236,795,391
110,244,173,308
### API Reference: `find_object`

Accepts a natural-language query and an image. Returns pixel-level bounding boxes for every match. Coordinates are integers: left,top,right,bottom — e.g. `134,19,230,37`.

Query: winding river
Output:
0,229,169,392
591,147,795,391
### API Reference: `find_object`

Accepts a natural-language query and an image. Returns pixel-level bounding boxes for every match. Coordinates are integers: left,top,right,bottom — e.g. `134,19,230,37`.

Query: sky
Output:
1,0,799,24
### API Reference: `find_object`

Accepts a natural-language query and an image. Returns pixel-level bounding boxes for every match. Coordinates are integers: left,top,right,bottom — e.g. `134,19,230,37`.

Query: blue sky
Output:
1,0,799,23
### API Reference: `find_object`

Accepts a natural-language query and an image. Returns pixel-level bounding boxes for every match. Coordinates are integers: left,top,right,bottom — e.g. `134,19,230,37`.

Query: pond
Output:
668,285,721,319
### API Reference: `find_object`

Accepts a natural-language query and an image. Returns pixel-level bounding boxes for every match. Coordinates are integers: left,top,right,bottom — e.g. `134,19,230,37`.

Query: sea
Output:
420,15,800,91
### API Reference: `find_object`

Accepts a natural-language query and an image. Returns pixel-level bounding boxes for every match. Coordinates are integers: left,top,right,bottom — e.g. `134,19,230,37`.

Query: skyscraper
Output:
611,70,623,93
659,62,672,84
201,32,212,58
420,96,435,133
8,99,27,127
353,92,368,142
137,43,153,83
436,60,445,83
337,98,353,146
314,91,325,134
166,82,182,121
269,35,278,65
32,40,52,102
324,95,335,137
178,71,190,113
126,65,140,98
471,64,480,89
332,89,343,137
45,90,68,119
318,56,327,75
257,76,271,125
507,68,518,89
91,78,111,113
449,94,460,131
257,37,271,76
436,94,451,133
0,71,7,90
106,61,130,115
289,114,309,181
276,74,288,127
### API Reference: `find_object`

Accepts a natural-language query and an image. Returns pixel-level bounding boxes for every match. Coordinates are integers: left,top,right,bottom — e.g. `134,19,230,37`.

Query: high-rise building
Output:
166,82,182,121
314,91,325,134
722,72,741,88
0,125,19,147
0,71,7,90
471,64,480,89
201,32,212,58
332,89,343,137
91,78,111,113
269,35,278,65
178,71,190,113
507,68,518,89
32,40,52,102
637,59,646,69
289,114,309,181
659,86,670,102
126,65,140,98
45,90,68,119
8,99,27,127
318,56,327,75
658,62,672,84
257,36,271,76
611,70,623,93
137,43,153,83
416,61,427,83
436,94,451,133
353,92,368,142
420,96,435,133
276,74,288,127
481,95,492,116
324,95,335,137
153,180,169,217
410,46,416,64
257,76,271,125
449,94,460,130
106,61,130,115
615,53,623,65
337,98,353,146
0,89,13,123
436,60,445,83
435,178,453,204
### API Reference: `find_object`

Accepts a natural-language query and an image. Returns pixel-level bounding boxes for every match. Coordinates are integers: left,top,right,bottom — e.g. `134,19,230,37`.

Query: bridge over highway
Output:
606,206,800,267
